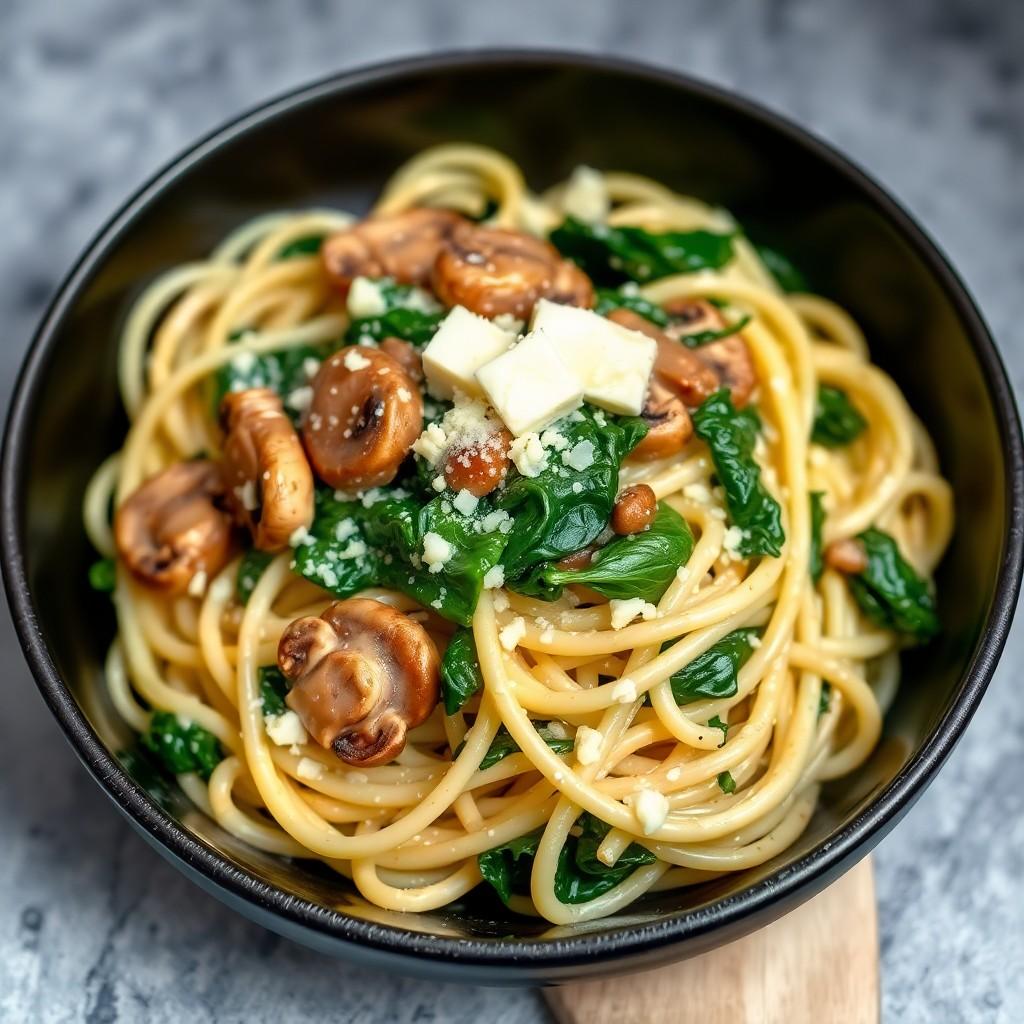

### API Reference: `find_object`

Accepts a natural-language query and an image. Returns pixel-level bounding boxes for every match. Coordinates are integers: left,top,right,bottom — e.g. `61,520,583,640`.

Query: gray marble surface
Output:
1,1,1021,1021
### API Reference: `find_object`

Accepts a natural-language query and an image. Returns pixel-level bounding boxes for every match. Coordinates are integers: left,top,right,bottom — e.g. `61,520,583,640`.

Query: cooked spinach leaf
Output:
666,628,760,704
88,558,116,593
478,813,656,906
717,770,737,794
819,681,832,716
848,528,939,640
440,627,484,715
756,244,809,293
809,491,826,583
142,711,222,781
676,314,752,349
236,549,275,605
344,279,444,348
594,287,670,327
278,234,324,260
692,389,785,558
513,502,694,604
498,407,647,580
258,666,290,717
213,340,333,419
455,723,574,770
812,386,867,448
294,486,507,625
707,715,729,746
550,216,735,285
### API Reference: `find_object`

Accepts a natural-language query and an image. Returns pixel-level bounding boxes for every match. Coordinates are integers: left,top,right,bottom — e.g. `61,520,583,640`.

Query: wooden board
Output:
545,858,878,1024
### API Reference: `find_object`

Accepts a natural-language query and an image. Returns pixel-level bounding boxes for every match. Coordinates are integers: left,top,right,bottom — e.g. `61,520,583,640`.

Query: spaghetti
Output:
84,144,952,925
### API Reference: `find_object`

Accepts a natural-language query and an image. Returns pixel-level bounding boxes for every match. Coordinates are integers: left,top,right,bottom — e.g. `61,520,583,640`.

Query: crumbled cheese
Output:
303,357,321,379
499,616,527,651
492,591,510,613
483,565,505,590
666,766,682,783
285,385,313,413
411,394,499,467
235,479,258,512
683,483,714,504
422,532,454,573
421,305,516,399
722,525,747,561
264,711,307,747
574,726,604,766
480,509,513,535
333,518,359,542
413,422,449,466
209,575,233,602
609,598,658,630
452,489,479,516
509,432,549,478
431,474,447,492
539,627,555,644
676,566,690,582
296,757,324,782
562,439,595,471
230,350,257,374
343,348,372,372
346,276,388,318
539,428,570,452
562,165,610,224
180,570,206,600
544,721,569,740
630,789,669,835
572,481,584,494
748,635,762,649
610,677,638,704
289,525,314,547
476,327,585,435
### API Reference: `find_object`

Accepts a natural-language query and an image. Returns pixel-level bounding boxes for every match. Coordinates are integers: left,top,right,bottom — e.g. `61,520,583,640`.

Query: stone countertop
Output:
0,2,1021,1021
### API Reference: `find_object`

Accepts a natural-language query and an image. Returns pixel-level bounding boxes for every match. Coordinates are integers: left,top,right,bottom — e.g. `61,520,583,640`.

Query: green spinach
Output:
344,279,444,348
755,244,809,293
848,528,939,640
213,341,333,419
812,386,867,448
277,235,324,260
692,390,785,558
236,549,275,605
88,558,116,593
677,314,751,349
455,723,574,770
717,770,737,794
117,747,178,812
809,491,826,583
440,628,484,715
550,216,735,285
594,287,670,327
513,503,694,604
707,715,729,746
666,628,760,704
142,711,222,780
259,666,290,717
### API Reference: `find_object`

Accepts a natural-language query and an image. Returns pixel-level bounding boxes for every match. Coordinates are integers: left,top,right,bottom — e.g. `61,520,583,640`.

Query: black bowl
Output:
3,51,1022,984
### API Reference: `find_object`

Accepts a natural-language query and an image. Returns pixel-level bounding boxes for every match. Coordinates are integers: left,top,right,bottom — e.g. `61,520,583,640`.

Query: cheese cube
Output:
530,299,657,415
476,328,584,436
422,305,516,400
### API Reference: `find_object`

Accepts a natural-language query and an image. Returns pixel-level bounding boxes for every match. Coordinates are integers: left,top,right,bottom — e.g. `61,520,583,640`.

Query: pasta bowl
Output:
2,50,1022,983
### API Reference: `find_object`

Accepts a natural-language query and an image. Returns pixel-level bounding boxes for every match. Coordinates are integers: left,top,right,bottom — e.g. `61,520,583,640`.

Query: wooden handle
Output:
545,857,878,1024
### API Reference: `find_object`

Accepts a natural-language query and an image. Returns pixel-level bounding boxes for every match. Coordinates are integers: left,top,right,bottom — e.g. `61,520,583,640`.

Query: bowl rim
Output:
3,47,1023,972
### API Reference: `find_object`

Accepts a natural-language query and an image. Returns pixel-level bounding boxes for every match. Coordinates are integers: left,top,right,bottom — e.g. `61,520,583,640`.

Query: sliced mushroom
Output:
607,308,720,409
220,388,314,552
442,426,513,497
612,484,658,535
664,298,757,409
556,548,596,571
321,208,467,292
631,379,693,461
379,336,424,384
114,460,234,594
278,598,440,766
303,348,423,490
824,538,869,575
433,222,594,318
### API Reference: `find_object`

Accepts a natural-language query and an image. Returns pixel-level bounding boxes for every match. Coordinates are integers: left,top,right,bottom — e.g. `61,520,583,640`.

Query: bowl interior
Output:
9,57,1015,960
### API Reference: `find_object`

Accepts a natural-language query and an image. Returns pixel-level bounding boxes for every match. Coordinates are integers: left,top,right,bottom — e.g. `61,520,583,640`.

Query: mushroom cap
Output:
631,379,693,461
302,348,423,490
113,460,234,594
279,598,441,767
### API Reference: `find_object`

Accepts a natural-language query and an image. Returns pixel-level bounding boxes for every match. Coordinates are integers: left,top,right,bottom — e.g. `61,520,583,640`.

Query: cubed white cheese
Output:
630,789,669,835
562,166,610,224
422,305,516,400
346,276,388,318
530,299,656,416
264,710,308,747
476,328,585,435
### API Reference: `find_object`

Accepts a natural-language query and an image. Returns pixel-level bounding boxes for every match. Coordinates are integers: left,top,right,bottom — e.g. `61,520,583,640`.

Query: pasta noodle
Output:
84,143,953,925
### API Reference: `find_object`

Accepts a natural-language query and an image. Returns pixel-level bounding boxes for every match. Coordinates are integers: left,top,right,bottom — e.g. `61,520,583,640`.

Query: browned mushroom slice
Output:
114,460,234,594
612,484,658,535
824,538,869,575
556,548,596,571
379,336,424,384
631,379,693,461
303,348,423,490
321,208,467,292
442,427,513,497
664,298,757,409
220,388,314,552
606,308,720,408
278,598,441,767
433,223,594,318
